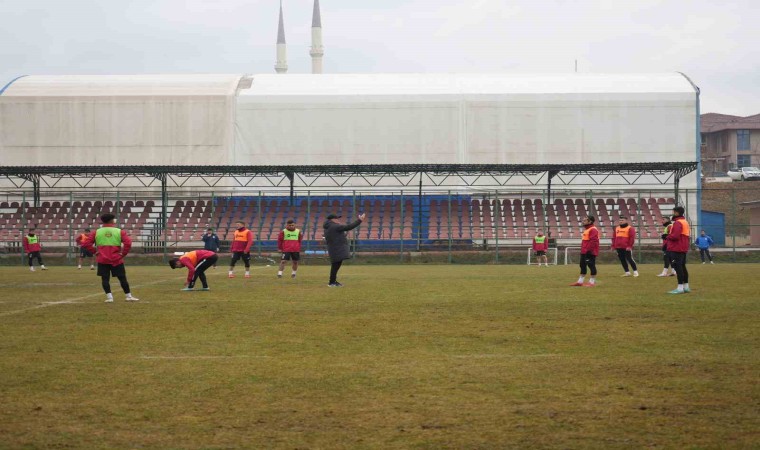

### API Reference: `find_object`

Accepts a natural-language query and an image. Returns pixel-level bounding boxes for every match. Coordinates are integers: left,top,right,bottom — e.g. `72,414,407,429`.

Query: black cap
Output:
326,214,341,220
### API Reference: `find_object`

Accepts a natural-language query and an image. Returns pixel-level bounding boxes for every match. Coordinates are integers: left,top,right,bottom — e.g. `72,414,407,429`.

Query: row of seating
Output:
0,196,676,244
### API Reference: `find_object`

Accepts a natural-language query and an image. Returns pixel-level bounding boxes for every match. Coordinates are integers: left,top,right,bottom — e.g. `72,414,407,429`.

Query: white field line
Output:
0,276,183,318
139,355,271,360
0,266,272,318
450,354,562,359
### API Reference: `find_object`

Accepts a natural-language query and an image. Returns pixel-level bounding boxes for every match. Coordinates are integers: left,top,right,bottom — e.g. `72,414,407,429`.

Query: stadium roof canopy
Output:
241,72,697,97
0,72,699,206
1,74,246,96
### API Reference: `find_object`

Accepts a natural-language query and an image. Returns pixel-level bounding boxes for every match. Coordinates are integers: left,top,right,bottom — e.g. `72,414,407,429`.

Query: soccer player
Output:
532,230,549,266
570,215,599,287
657,216,676,277
228,220,253,278
323,213,365,287
169,250,218,291
695,230,715,264
611,216,638,277
277,219,303,279
82,213,139,303
23,228,47,272
666,206,691,294
201,228,221,269
76,227,95,270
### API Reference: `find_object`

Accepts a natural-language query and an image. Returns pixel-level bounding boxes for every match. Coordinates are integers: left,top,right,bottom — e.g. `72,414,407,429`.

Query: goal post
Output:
527,247,558,265
564,246,581,265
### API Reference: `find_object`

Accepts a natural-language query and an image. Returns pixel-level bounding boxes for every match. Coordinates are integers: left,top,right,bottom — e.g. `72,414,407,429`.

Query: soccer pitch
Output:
1,263,758,448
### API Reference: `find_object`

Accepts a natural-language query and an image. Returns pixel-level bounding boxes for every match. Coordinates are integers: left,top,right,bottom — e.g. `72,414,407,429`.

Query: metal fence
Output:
0,185,757,264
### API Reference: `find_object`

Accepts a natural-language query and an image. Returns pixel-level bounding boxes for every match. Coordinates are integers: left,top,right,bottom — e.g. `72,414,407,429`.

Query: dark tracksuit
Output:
323,218,363,284
201,233,221,266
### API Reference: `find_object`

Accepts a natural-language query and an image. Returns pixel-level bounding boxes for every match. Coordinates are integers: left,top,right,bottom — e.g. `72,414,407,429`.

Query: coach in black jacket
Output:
323,213,365,287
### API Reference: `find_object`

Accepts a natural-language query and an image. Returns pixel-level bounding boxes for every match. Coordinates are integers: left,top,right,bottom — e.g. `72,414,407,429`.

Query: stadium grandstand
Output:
0,73,700,260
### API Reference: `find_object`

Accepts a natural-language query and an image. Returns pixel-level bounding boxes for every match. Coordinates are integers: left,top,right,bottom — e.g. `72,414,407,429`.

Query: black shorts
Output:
534,251,546,256
97,263,126,277
281,252,300,261
80,248,94,258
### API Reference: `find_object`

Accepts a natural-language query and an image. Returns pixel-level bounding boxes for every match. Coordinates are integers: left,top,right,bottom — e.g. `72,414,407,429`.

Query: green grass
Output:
0,263,758,449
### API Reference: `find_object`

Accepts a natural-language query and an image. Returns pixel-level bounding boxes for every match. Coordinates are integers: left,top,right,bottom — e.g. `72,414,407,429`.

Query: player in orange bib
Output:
169,250,218,291
570,215,600,287
75,227,95,270
228,221,253,279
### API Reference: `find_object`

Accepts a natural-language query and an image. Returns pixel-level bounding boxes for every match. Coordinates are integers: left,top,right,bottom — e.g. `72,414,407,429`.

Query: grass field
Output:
1,263,758,449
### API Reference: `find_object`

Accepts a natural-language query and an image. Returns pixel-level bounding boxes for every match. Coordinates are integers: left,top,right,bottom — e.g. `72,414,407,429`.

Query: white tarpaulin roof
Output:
234,73,698,169
240,73,697,97
2,74,243,97
0,74,243,166
0,73,698,180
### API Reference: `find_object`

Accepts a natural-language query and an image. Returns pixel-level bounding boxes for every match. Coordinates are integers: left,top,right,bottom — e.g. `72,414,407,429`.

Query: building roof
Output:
701,112,760,133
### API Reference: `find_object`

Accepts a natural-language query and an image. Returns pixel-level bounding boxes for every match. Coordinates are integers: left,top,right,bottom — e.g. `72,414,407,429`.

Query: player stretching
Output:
612,216,638,277
277,219,303,279
228,220,253,279
570,216,599,287
82,214,139,303
169,250,218,291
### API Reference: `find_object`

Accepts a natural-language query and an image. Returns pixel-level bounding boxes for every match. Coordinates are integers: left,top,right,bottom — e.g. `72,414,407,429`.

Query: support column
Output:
417,173,423,251
160,173,168,262
674,175,680,206
546,170,559,243
399,190,405,262
285,171,295,206
32,175,41,208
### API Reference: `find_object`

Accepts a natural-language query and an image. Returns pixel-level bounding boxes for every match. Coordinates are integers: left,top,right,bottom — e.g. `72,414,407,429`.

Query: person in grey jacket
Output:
323,213,365,287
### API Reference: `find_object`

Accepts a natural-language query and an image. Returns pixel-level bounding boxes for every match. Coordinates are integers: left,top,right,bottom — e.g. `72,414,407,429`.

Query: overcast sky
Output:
2,0,758,116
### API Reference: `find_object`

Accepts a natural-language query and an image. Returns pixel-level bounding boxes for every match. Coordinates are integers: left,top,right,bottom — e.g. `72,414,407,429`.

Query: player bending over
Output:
169,250,218,291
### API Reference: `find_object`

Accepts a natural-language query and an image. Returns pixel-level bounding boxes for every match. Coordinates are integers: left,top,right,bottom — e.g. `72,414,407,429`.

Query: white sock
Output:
677,284,684,291
278,271,283,276
589,277,596,284
684,283,689,290
228,270,233,274
126,293,133,298
78,265,81,268
633,270,638,275
577,276,585,284
106,293,114,300
291,270,297,275
245,271,250,275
